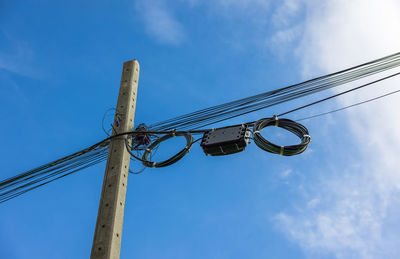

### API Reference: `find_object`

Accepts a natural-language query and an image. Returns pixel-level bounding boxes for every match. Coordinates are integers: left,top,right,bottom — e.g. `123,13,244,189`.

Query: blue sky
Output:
1,0,400,258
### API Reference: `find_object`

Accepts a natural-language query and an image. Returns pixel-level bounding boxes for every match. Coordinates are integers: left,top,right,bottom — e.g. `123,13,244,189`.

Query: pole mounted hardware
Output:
200,125,251,156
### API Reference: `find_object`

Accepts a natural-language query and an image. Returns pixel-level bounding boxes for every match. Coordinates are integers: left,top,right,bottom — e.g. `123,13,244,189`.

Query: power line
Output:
0,140,110,204
150,52,400,131
2,52,400,204
295,88,400,121
277,72,400,117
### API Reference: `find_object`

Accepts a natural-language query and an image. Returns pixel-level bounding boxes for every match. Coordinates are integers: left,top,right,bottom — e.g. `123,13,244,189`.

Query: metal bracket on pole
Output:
91,60,140,259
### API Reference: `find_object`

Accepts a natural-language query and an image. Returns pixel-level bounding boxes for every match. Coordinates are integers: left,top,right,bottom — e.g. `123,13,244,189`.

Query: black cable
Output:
3,52,400,204
182,63,400,130
295,89,400,121
251,82,400,156
253,117,311,156
0,128,206,204
0,148,108,203
141,132,194,168
234,72,400,127
277,72,400,117
0,139,110,191
0,151,108,203
149,52,400,131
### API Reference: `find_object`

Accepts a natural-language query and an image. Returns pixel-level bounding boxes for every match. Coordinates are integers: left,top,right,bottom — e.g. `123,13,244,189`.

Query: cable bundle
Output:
0,140,110,203
253,117,311,156
149,52,400,131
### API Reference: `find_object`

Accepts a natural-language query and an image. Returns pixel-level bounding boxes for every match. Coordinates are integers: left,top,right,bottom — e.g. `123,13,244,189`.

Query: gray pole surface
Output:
91,60,140,259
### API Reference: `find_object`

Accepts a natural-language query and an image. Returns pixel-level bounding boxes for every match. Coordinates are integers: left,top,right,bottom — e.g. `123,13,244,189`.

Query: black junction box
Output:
200,125,251,156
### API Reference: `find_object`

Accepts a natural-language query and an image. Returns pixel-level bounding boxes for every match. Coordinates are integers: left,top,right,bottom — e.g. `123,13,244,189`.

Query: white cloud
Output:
135,0,185,45
131,1,400,256
273,0,400,258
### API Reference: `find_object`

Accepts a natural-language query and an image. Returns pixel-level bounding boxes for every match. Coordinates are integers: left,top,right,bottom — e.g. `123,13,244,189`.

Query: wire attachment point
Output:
273,115,279,126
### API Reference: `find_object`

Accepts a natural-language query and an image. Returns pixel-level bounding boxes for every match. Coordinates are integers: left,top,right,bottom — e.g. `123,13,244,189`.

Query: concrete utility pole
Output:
91,60,140,259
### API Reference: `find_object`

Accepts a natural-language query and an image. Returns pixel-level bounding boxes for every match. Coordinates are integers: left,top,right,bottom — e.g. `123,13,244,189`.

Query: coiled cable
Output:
253,116,311,156
141,132,194,168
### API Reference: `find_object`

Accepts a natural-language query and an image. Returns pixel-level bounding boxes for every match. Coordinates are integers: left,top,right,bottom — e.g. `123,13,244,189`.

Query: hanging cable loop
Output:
141,132,194,168
253,117,311,156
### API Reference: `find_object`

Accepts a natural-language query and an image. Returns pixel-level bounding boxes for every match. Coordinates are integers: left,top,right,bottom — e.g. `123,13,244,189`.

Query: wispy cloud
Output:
211,0,269,11
135,0,185,45
271,0,400,258
271,0,302,27
0,31,42,78
267,24,302,59
280,168,293,178
134,0,272,46
265,0,304,59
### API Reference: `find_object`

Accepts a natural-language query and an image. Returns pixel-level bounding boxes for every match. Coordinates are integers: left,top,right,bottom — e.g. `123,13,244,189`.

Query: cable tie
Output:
303,134,312,142
254,130,260,134
151,162,156,168
273,115,279,126
279,146,284,155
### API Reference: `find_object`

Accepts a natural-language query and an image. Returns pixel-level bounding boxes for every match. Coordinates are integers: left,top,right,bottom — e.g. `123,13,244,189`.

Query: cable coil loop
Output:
253,117,311,156
141,132,194,168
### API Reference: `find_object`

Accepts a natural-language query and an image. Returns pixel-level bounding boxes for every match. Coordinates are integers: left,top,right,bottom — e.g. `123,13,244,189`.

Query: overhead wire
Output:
234,71,400,127
277,71,400,117
0,140,109,190
176,59,400,130
295,88,400,122
0,139,110,203
149,52,400,131
0,150,108,203
2,52,400,204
